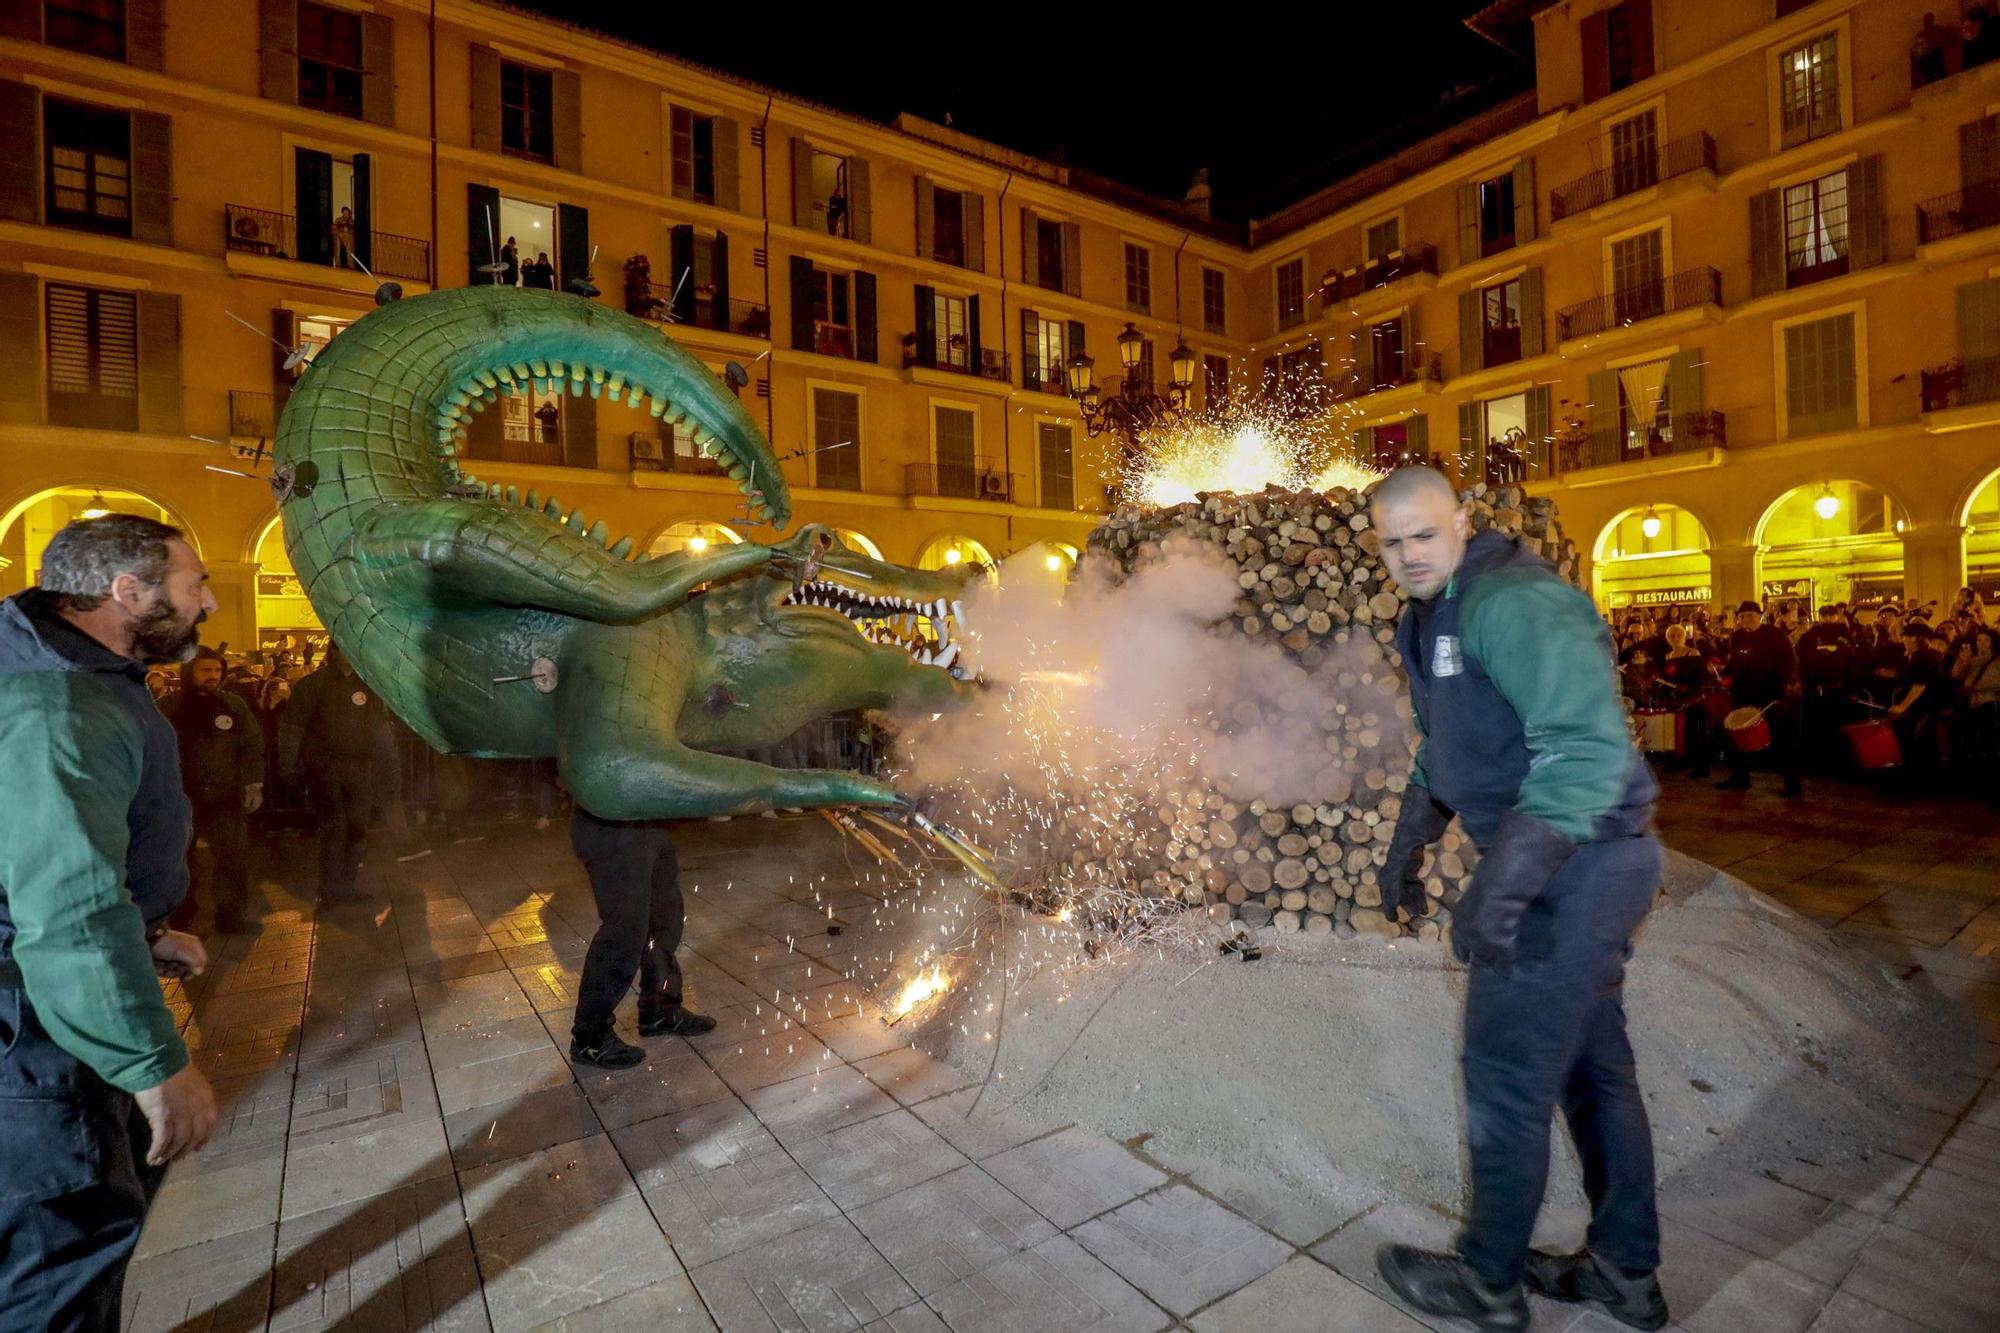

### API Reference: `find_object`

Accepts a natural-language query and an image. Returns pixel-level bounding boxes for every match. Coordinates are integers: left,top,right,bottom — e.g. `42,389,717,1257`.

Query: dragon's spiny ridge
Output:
276,285,975,819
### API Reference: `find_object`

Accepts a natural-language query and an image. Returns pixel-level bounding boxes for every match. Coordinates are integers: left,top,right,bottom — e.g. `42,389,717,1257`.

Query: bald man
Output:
1369,467,1669,1332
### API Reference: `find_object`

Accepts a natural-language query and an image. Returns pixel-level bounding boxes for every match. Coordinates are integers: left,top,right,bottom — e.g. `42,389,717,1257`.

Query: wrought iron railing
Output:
1916,178,2000,245
900,338,1009,381
1320,244,1439,308
224,203,431,281
1556,267,1721,341
1332,352,1443,402
668,297,771,340
627,431,725,474
1921,355,2000,412
1549,132,1717,221
229,389,274,438
1558,410,1727,472
906,460,1013,503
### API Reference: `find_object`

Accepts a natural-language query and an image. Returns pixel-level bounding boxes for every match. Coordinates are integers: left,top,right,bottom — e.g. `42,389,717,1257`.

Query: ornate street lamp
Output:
1066,322,1196,444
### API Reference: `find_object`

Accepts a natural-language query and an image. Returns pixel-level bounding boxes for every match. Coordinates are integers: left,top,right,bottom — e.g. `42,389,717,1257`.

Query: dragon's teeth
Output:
935,642,960,669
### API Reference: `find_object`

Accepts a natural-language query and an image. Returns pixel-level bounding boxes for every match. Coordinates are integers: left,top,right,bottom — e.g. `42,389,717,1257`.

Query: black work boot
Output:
638,1007,718,1038
1525,1249,1670,1330
569,1030,645,1069
1376,1244,1529,1331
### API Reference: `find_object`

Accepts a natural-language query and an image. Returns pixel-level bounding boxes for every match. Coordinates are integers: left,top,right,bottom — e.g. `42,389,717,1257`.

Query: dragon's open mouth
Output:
780,578,970,679
434,355,781,526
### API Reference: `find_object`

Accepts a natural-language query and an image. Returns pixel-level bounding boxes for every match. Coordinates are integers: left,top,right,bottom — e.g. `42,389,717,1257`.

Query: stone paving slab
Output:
1188,1255,1429,1331
1070,1184,1292,1317
474,1193,683,1333
269,1175,487,1332
687,1215,920,1333
790,1108,970,1211
847,1163,1058,1297
982,1126,1168,1230
920,1233,1169,1333
123,1223,279,1332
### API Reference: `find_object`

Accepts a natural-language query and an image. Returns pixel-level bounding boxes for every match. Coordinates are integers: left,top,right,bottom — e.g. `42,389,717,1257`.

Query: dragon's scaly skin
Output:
275,286,972,819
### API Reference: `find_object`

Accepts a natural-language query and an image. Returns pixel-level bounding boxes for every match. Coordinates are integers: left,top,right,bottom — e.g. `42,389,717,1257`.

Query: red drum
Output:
1724,706,1772,752
1842,720,1903,770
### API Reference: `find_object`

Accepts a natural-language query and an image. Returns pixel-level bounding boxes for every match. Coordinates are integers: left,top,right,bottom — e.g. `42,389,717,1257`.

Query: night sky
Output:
508,1,1530,222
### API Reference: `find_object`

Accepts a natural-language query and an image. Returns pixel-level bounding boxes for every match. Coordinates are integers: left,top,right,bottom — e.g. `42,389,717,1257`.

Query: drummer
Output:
1719,600,1801,798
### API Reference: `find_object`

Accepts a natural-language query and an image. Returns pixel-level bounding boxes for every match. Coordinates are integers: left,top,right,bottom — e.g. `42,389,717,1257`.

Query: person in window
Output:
534,399,561,444
524,251,556,290
501,235,521,287
824,187,848,236
330,206,356,269
1913,12,1951,84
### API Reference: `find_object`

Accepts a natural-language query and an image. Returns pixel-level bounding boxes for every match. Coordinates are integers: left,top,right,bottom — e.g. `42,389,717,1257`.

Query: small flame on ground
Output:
891,965,950,1018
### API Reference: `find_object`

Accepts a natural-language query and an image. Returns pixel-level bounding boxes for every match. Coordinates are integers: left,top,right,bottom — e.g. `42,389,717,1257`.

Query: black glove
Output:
1381,787,1451,922
1451,810,1576,968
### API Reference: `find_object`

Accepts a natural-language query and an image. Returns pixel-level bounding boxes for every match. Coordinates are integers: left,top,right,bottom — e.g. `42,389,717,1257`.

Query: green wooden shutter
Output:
552,69,582,173
966,295,981,373
714,118,740,212
130,111,172,246
1848,155,1884,270
1455,184,1479,267
1067,320,1086,355
564,392,596,468
1587,368,1619,466
271,307,295,424
259,0,296,104
669,106,693,198
469,45,500,153
913,284,936,368
361,11,394,127
1665,349,1702,441
914,176,934,260
1580,9,1609,102
1356,425,1376,464
1350,324,1374,394
136,292,181,435
0,81,33,225
965,191,985,273
1020,207,1039,284
1960,115,2000,190
295,148,332,265
847,156,870,244
466,182,499,284
791,137,814,227
1061,221,1082,297
1405,413,1428,457
854,271,877,363
1020,308,1039,390
1458,288,1482,375
1628,0,1656,81
1513,158,1536,243
789,257,815,352
1525,384,1551,473
1520,267,1544,357
128,0,165,71
1459,400,1480,475
710,231,730,319
0,274,39,424
668,225,695,323
557,203,589,295
0,6,34,38
1956,276,2000,362
350,152,372,271
1749,188,1785,296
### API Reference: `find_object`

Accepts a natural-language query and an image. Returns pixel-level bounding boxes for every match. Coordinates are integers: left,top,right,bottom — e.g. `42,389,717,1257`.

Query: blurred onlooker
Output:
163,648,265,935
279,646,391,904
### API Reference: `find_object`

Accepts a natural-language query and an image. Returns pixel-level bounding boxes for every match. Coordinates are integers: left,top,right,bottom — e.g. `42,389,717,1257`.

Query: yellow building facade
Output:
1,0,1996,653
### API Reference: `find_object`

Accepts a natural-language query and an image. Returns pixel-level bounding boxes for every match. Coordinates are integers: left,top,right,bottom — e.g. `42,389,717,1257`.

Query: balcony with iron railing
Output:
1331,351,1444,402
1917,178,2000,246
229,390,274,438
224,203,431,282
628,431,725,475
901,335,1009,381
1556,268,1721,342
1319,244,1439,308
1557,410,1727,473
1921,356,2000,413
906,459,1013,503
670,297,773,340
1549,132,1717,222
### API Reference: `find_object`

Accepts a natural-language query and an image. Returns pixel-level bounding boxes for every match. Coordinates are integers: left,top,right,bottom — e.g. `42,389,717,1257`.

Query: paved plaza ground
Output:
122,771,2000,1332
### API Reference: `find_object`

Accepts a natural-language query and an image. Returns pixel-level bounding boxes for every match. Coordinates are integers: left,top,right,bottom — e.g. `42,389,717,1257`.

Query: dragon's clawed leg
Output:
354,502,777,621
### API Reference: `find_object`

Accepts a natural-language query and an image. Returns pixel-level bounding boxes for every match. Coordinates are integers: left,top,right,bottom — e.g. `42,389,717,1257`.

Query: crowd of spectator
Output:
1912,7,2000,86
1609,588,2000,797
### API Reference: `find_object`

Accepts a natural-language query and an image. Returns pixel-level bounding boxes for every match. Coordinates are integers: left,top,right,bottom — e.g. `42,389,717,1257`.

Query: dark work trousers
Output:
0,977,165,1332
175,798,250,930
569,809,686,1044
1728,696,1802,789
311,768,372,901
1457,830,1664,1290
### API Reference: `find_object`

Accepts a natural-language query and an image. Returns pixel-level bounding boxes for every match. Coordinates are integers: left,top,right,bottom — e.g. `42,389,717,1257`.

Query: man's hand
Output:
132,1064,218,1167
1449,811,1576,969
1382,788,1451,923
243,782,264,814
150,929,208,980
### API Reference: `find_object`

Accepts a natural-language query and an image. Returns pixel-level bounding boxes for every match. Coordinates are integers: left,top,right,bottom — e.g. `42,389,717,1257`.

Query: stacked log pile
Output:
1076,480,1578,942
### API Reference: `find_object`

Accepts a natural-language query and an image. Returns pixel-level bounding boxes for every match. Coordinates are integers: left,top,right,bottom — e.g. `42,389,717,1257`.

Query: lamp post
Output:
1065,323,1196,451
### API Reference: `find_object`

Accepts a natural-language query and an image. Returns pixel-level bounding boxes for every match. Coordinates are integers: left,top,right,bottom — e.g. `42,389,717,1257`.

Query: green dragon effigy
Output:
273,285,974,819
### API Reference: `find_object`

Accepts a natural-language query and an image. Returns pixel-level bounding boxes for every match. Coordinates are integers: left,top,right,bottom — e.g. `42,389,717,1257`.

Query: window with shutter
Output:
1036,217,1066,290
933,405,978,497
1782,311,1858,436
1275,259,1306,329
812,387,861,490
1480,277,1523,367
1782,168,1850,287
1124,244,1151,314
811,270,853,358
1201,268,1226,334
1031,316,1067,393
1777,34,1839,150
1038,421,1074,511
808,149,855,238
1610,228,1665,322
297,1,365,120
46,0,127,60
671,110,717,203
499,60,554,162
933,292,969,370
932,188,966,267
46,282,138,430
1476,172,1516,257
1203,354,1229,408
44,98,130,237
1364,218,1400,261
1369,317,1405,388
1608,111,1659,197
